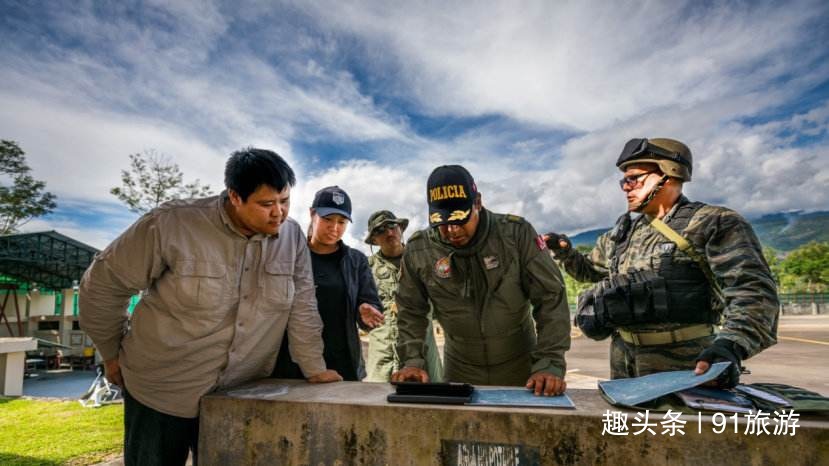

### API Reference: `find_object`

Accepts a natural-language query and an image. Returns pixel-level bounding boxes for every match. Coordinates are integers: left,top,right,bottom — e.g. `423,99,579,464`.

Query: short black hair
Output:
224,148,296,201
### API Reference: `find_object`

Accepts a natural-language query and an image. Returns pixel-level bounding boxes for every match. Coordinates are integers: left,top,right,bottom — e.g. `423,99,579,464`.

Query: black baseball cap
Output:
311,185,352,221
426,165,477,227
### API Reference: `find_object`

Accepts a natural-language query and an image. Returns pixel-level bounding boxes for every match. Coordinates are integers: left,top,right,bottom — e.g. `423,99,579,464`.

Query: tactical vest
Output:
596,200,718,326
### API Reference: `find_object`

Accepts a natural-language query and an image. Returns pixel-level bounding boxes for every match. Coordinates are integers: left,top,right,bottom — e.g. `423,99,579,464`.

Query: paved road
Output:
565,314,829,393
23,369,97,398
27,315,825,400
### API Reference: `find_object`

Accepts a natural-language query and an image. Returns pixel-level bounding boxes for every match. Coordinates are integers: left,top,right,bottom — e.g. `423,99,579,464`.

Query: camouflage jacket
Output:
396,209,571,381
368,252,401,316
557,196,779,358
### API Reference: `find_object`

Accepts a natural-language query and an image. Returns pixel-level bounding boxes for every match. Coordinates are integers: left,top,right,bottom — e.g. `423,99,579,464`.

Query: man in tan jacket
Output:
80,148,340,466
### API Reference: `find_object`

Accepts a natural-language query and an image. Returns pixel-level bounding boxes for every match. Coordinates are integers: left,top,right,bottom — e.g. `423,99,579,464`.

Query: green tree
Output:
110,150,214,214
0,140,57,235
778,241,829,293
564,273,593,306
763,246,783,287
559,245,595,306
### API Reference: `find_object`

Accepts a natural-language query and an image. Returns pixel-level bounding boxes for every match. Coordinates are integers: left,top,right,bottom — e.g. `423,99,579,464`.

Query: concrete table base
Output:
200,380,829,466
0,337,37,396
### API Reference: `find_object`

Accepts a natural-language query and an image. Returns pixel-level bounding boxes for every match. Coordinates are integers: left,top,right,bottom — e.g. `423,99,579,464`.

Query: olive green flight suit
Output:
396,209,571,385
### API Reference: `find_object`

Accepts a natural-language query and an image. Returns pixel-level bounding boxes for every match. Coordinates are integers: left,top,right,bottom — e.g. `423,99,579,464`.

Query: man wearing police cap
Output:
363,210,443,382
392,165,571,396
546,138,779,388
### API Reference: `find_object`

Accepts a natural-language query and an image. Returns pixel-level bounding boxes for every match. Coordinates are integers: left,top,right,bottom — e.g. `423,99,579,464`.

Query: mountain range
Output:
569,210,829,252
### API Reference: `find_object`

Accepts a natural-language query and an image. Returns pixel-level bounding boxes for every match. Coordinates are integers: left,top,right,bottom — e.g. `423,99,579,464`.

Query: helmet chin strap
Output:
633,175,670,213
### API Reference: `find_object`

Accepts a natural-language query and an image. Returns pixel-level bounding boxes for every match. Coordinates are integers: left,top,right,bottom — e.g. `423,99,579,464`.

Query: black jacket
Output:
274,241,383,380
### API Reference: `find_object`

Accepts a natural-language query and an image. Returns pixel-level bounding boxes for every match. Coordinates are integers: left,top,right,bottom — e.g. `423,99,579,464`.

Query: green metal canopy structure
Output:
0,230,99,291
0,231,99,336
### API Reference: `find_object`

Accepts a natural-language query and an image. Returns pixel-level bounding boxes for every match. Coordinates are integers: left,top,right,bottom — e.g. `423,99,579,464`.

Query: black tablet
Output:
387,381,474,405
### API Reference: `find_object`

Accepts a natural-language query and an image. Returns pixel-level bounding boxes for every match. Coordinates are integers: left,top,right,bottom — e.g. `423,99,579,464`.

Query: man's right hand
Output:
543,232,571,252
695,339,743,388
390,366,429,383
307,369,343,383
104,358,123,387
359,303,385,329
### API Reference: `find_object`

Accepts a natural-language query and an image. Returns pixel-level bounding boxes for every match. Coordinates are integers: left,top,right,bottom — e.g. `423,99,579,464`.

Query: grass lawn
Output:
0,397,123,466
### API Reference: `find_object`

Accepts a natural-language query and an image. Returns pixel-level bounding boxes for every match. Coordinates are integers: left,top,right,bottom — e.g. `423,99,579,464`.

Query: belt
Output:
617,324,715,346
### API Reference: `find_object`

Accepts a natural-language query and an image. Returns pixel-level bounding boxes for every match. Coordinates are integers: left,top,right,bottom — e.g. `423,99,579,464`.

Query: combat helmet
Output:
616,138,693,182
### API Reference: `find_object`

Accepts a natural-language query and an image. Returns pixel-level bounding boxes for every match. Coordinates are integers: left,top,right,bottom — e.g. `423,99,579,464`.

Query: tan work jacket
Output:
80,195,326,417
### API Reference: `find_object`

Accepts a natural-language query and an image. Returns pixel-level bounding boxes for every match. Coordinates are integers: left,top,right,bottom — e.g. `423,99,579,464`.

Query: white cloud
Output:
1,0,827,250
292,161,427,253
293,98,829,253
304,0,826,130
20,205,137,251
0,93,229,204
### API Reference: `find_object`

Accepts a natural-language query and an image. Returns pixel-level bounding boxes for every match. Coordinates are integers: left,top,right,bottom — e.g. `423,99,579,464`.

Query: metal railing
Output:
778,293,829,304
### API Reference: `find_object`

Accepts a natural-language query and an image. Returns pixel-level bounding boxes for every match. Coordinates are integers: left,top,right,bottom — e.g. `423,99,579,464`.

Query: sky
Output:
1,0,828,251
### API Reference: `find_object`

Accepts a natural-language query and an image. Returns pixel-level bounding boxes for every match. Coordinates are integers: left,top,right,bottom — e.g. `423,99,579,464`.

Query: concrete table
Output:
0,337,37,396
200,379,829,466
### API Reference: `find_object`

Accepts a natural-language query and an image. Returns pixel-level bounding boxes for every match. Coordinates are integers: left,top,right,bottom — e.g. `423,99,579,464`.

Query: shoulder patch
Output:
535,235,548,251
505,214,524,223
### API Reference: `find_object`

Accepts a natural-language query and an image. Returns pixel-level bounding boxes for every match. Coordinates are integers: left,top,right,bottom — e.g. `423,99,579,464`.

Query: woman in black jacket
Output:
274,186,383,381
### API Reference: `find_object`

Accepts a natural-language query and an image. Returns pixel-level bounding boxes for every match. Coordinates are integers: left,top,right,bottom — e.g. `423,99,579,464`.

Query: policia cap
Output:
426,165,477,227
616,138,693,182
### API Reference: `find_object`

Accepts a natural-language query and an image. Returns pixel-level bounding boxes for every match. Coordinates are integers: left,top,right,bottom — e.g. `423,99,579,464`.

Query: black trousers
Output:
124,389,199,466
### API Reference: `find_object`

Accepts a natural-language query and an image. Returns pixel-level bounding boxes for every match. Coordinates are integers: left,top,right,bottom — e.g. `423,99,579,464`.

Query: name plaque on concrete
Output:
441,440,540,466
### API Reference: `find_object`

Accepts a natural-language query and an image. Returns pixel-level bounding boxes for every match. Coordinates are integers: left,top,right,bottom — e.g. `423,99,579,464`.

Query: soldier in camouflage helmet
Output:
546,138,780,388
392,165,571,396
363,210,443,382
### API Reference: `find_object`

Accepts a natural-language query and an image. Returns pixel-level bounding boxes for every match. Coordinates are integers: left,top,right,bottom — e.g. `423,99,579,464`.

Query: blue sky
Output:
1,0,828,250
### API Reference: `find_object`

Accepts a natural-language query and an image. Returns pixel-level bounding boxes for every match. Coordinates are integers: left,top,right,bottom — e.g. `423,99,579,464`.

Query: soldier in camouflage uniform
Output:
363,210,443,382
392,165,571,396
547,138,779,387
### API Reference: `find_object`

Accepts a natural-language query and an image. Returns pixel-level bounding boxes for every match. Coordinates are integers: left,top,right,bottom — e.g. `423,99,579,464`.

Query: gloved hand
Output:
543,232,571,252
574,289,613,341
695,339,744,388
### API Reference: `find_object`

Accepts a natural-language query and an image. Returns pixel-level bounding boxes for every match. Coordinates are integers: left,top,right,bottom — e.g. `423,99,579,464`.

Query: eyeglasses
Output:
618,171,657,189
371,223,398,237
